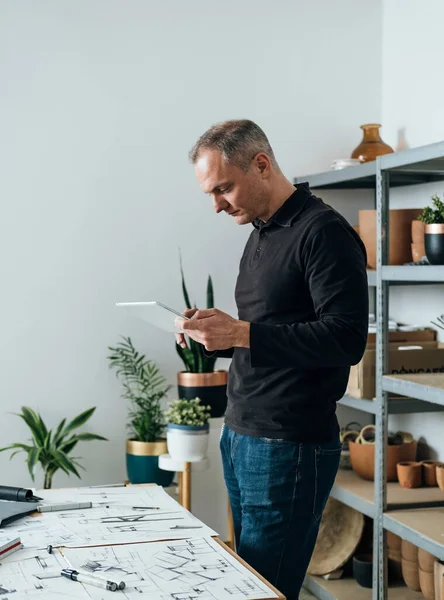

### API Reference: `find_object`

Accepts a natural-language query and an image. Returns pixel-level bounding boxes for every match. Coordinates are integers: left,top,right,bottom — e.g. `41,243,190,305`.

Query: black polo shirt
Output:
224,183,369,442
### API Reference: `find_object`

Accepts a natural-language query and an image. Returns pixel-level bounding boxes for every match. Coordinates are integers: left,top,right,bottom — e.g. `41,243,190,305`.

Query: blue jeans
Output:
220,425,341,600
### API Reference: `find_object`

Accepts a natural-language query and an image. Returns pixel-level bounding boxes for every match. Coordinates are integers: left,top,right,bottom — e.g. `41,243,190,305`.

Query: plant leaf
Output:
51,450,81,478
0,442,33,454
179,249,192,309
206,275,214,309
70,433,108,442
62,408,96,437
19,407,46,446
27,446,40,481
54,418,67,447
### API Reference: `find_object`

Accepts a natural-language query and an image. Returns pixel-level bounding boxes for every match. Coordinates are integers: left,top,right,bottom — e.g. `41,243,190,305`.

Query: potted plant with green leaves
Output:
108,336,174,486
175,256,228,417
418,194,444,264
165,398,211,461
0,406,107,489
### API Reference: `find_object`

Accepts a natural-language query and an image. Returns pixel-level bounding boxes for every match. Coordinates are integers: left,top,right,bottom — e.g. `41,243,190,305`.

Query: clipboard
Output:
116,301,190,333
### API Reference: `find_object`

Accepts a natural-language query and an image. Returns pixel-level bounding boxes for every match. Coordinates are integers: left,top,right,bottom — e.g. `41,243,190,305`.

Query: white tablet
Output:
116,301,190,333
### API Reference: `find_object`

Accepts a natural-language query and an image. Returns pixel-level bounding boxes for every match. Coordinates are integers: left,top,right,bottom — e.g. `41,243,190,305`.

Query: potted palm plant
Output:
165,398,211,461
108,336,174,486
419,194,444,264
175,255,228,417
0,406,107,489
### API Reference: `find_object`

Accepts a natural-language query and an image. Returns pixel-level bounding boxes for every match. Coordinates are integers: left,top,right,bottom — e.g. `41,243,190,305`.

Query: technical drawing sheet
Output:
63,536,279,599
0,486,217,550
34,485,177,509
0,550,90,599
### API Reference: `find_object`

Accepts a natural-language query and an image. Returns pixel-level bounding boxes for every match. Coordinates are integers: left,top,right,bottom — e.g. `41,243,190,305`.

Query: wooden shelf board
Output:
387,373,444,388
384,507,444,560
304,575,424,600
333,470,444,515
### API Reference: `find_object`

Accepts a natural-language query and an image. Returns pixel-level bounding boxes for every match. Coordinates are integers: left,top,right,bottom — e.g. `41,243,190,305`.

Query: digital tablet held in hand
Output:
116,301,190,333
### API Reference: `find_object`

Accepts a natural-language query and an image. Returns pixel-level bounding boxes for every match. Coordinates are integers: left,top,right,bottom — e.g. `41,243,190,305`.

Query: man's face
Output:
194,149,269,225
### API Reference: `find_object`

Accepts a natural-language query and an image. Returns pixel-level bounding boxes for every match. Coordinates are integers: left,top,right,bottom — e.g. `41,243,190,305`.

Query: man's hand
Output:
175,308,250,351
175,308,198,349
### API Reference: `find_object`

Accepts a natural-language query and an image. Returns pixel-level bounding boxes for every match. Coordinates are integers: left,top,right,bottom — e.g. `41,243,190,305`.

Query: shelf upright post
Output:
374,157,390,600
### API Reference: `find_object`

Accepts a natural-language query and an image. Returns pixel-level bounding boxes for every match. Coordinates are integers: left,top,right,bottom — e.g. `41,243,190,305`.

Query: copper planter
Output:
425,223,444,265
177,370,228,418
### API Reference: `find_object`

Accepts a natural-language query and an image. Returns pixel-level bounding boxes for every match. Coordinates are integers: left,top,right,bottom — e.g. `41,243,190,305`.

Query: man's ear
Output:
254,152,271,177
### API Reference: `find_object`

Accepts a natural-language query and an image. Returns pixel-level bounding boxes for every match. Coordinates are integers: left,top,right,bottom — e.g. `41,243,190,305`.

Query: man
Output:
175,120,368,600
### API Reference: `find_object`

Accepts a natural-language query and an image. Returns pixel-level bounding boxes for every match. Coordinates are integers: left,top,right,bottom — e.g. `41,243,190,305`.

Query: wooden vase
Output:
358,209,421,269
412,219,426,243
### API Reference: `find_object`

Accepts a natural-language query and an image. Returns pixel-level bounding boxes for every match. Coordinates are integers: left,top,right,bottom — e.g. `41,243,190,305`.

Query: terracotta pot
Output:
419,549,437,572
397,461,422,489
350,124,394,163
387,531,402,552
389,549,402,562
402,540,418,562
420,566,436,600
349,440,418,482
358,209,421,269
436,464,444,491
412,242,426,263
412,219,426,244
402,557,421,591
422,461,442,487
434,559,444,600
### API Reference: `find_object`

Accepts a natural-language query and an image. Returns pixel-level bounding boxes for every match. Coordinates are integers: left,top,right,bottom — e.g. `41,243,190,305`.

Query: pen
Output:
61,568,119,592
101,505,160,510
38,502,92,512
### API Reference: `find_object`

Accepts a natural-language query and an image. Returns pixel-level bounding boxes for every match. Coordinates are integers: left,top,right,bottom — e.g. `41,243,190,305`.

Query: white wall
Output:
0,0,382,537
382,0,444,456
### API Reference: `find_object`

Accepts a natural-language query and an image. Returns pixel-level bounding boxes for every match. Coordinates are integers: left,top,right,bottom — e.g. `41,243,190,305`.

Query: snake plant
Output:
175,253,217,373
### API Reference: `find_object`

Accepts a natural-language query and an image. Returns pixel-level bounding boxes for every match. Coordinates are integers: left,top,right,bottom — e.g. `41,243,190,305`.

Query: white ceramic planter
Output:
167,423,209,462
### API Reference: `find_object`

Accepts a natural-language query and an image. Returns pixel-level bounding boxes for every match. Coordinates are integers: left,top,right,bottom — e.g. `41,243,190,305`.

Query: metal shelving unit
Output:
303,575,424,600
294,141,444,600
330,470,444,518
383,507,444,561
383,374,444,405
338,394,444,414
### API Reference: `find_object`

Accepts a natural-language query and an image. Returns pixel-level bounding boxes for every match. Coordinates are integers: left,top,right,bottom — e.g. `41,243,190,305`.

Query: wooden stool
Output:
158,454,209,511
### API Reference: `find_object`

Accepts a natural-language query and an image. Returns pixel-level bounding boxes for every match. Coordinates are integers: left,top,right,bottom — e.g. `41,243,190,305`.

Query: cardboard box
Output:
366,328,436,345
347,342,444,399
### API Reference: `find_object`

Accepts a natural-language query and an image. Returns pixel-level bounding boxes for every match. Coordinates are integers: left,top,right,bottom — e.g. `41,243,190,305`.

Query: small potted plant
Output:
108,336,173,486
175,254,228,418
0,406,107,489
418,194,444,264
165,398,211,462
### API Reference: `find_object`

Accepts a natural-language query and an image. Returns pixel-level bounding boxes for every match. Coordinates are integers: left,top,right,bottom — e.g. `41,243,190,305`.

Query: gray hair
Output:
189,119,279,172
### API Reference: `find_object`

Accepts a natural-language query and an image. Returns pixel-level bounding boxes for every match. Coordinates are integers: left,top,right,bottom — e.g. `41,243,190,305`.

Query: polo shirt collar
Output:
253,182,310,230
